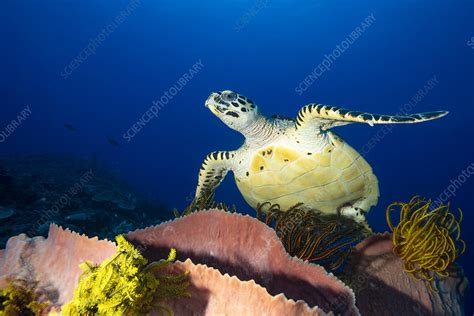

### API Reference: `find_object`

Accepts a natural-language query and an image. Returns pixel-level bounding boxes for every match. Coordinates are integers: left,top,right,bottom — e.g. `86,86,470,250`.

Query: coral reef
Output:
343,233,468,316
127,210,359,315
0,224,331,315
0,155,168,247
0,202,468,315
62,235,188,315
386,196,465,289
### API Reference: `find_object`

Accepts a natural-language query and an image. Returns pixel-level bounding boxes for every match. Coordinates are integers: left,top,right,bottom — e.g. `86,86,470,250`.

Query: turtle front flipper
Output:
296,103,448,132
187,151,233,213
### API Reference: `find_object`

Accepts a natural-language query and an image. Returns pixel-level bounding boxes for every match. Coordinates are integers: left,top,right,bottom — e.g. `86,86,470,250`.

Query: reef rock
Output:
344,233,468,316
92,188,137,211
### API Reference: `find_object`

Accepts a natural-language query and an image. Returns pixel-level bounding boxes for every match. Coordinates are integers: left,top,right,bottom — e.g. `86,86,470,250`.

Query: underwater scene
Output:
1,0,473,315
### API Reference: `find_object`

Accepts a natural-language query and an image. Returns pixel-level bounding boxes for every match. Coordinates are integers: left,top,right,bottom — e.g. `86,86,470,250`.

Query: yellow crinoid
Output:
386,196,465,289
61,235,189,316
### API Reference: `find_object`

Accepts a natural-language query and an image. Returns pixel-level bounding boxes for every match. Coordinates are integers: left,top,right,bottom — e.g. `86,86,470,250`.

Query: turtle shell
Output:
235,139,378,214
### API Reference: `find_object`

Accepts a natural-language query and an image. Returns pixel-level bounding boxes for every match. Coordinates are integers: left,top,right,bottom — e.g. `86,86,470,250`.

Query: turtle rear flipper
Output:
296,103,448,131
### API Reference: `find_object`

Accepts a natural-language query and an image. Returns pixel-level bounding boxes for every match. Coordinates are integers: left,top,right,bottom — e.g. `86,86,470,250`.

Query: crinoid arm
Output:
60,235,189,315
0,278,49,316
295,103,448,133
257,202,369,271
386,196,465,291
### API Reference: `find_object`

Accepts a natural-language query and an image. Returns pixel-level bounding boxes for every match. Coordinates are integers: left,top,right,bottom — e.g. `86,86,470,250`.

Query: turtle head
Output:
205,90,260,132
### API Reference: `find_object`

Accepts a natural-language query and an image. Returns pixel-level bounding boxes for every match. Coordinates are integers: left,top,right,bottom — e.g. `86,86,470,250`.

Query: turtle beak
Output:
205,92,219,108
205,92,226,115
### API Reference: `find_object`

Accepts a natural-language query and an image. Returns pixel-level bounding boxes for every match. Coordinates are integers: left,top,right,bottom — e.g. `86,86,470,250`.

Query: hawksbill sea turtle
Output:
192,90,447,224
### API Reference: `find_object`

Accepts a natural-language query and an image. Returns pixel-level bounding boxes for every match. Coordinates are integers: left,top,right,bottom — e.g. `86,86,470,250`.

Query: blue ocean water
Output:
1,0,473,312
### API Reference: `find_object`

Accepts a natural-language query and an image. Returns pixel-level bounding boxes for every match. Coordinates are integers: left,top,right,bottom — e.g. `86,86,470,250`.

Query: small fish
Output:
64,124,77,131
66,213,93,221
108,138,120,147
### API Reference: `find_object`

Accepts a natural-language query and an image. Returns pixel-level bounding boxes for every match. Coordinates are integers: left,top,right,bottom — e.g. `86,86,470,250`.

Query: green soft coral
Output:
61,235,189,316
0,279,48,316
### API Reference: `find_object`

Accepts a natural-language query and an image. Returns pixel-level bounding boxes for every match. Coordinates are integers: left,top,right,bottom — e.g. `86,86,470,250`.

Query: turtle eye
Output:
222,91,238,102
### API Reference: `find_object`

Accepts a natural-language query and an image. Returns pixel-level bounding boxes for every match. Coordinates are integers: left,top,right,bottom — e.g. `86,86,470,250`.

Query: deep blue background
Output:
1,0,473,312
